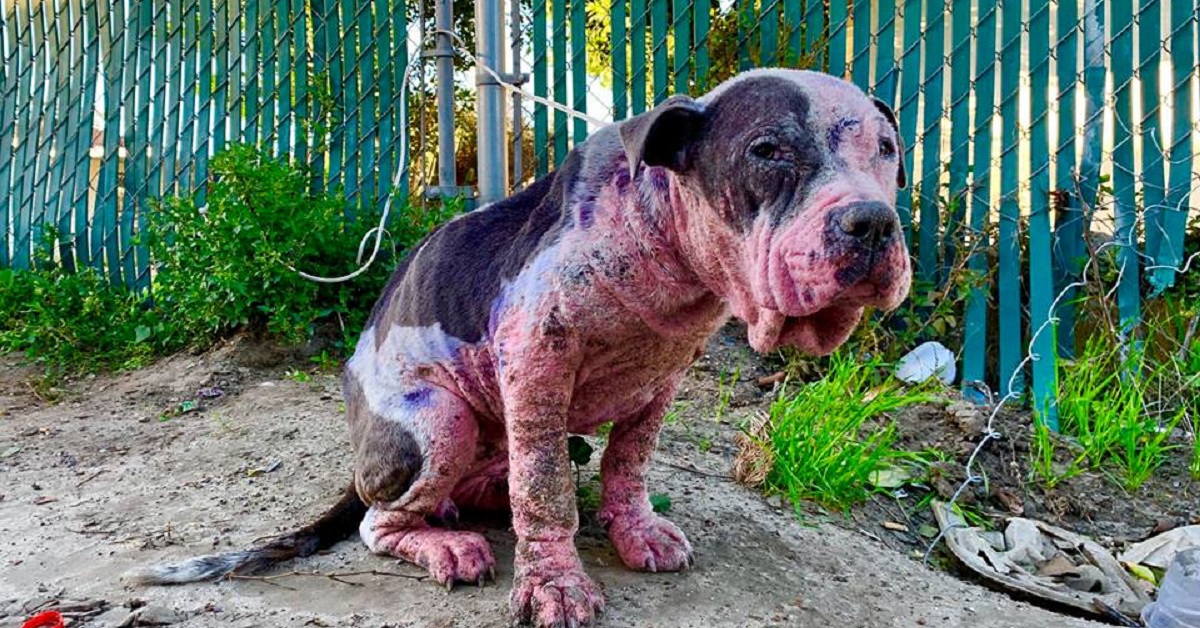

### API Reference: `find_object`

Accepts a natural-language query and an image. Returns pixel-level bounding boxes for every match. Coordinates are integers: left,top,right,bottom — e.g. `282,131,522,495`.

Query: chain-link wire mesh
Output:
1,0,1199,411
0,0,425,288
517,0,1200,411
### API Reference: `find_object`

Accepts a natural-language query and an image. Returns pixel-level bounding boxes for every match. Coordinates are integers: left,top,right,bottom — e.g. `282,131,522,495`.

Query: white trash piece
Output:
895,341,956,384
1142,548,1200,628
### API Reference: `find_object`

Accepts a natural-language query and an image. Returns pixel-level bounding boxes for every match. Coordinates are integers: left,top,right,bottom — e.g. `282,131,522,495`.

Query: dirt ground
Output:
1,326,1106,628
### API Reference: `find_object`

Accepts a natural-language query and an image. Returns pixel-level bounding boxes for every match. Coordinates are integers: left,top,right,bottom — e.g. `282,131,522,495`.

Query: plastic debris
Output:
896,341,956,384
1142,548,1200,628
1120,526,1200,571
932,501,1151,620
21,611,64,628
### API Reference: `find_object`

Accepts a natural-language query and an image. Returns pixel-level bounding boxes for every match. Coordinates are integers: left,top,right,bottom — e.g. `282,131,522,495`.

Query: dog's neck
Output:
575,164,730,339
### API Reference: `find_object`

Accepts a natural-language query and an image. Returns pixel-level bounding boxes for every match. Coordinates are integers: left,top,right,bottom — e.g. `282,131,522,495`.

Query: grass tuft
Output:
753,353,932,511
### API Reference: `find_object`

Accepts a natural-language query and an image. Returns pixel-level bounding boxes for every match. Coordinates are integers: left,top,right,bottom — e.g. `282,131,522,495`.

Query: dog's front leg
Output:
501,316,603,627
598,380,694,573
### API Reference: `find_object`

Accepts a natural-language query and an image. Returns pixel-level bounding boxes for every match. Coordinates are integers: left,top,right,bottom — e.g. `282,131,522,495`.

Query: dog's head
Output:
620,69,911,354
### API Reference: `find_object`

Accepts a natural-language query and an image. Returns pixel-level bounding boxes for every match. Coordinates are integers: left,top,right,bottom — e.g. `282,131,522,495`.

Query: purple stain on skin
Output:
829,117,861,152
403,387,432,408
648,168,670,192
578,202,596,229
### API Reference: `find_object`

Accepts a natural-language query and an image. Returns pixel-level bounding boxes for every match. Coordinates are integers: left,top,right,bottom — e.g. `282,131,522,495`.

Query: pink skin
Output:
347,71,910,628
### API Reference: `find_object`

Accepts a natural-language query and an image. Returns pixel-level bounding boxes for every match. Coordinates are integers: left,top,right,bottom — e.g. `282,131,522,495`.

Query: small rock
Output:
131,604,184,625
92,607,133,628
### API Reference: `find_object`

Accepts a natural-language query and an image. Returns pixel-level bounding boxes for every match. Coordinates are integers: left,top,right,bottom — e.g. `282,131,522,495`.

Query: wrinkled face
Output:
621,69,912,354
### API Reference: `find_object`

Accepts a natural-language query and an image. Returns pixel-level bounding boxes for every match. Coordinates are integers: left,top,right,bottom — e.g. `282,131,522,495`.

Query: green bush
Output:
0,261,165,381
148,145,385,346
0,144,459,384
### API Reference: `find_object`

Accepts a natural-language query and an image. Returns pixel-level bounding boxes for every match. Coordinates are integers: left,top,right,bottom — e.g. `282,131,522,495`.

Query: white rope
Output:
294,28,607,284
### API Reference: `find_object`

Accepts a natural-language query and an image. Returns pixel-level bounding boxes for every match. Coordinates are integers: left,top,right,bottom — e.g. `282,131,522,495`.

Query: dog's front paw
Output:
509,560,604,627
601,511,694,573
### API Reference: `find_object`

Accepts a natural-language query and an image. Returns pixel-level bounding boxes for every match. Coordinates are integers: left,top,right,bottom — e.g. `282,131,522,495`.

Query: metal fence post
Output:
510,0,523,189
475,0,507,205
435,0,457,192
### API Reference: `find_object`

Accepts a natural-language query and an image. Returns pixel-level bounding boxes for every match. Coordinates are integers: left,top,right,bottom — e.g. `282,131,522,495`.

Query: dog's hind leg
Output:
347,380,496,587
451,451,510,513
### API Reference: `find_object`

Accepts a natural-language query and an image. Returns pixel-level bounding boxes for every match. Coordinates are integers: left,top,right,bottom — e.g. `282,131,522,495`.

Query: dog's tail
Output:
133,480,366,584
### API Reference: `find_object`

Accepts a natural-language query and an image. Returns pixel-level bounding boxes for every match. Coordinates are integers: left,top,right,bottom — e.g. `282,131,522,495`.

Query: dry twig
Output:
228,568,427,590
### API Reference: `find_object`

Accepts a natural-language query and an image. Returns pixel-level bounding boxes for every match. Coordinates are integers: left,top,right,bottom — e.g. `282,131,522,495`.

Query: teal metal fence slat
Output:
612,0,628,120
630,0,647,114
918,0,945,284
873,0,897,100
694,0,709,88
1138,0,1165,262
650,0,668,104
803,0,825,68
672,0,692,93
1052,0,1081,359
1153,0,1197,289
945,0,972,284
355,0,376,205
962,0,998,387
533,0,549,174
737,0,755,72
828,0,848,77
0,2,13,268
0,0,1197,415
782,0,801,68
850,0,871,89
1027,0,1057,427
552,0,568,164
997,0,1024,397
570,0,588,142
896,0,922,238
760,0,779,67
1110,0,1140,335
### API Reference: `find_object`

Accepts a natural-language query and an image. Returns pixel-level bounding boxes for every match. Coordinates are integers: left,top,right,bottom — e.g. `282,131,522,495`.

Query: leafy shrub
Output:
148,145,387,346
0,258,166,383
1,144,459,384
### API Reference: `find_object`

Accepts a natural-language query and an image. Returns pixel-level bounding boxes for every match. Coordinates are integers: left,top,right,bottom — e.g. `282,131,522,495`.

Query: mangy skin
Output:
343,69,911,627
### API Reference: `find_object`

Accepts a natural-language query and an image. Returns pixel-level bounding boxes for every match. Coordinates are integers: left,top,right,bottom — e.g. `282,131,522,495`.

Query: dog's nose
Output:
836,201,897,248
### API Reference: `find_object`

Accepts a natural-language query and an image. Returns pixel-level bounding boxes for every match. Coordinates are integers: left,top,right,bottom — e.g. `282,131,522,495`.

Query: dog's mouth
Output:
746,283,880,354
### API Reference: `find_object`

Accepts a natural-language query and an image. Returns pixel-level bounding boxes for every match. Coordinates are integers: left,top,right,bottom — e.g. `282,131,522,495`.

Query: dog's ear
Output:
871,97,906,189
619,95,707,176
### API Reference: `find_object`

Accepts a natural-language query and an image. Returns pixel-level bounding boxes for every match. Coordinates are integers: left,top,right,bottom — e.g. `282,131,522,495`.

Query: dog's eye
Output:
879,137,897,159
749,139,784,161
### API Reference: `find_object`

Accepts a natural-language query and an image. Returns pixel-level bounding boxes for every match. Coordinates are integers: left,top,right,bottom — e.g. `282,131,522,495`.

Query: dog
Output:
139,68,911,628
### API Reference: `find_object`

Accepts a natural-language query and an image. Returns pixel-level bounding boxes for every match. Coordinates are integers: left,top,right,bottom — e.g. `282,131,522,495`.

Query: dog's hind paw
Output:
509,567,604,628
602,511,694,573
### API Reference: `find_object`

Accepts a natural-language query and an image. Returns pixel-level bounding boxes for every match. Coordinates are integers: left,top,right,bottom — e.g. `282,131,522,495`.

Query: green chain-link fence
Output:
520,0,1200,423
2,0,1199,420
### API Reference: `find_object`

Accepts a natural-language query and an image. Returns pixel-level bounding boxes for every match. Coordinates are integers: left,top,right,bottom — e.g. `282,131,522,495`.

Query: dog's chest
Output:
563,333,704,431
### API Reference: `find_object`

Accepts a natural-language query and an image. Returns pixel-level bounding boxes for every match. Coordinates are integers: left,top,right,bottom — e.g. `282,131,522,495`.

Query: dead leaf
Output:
869,465,913,489
993,487,1025,515
1037,552,1080,578
0,445,20,458
882,521,908,532
1148,518,1179,538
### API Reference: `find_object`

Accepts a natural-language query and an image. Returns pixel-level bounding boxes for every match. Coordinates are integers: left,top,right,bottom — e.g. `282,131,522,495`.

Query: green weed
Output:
760,353,932,511
1042,335,1186,491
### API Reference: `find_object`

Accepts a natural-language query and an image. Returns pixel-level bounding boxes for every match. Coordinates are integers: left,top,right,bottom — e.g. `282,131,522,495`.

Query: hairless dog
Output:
139,69,912,628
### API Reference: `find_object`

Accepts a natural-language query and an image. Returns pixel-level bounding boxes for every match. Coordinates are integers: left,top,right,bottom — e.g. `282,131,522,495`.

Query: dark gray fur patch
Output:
345,373,425,504
689,76,822,230
366,154,578,344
